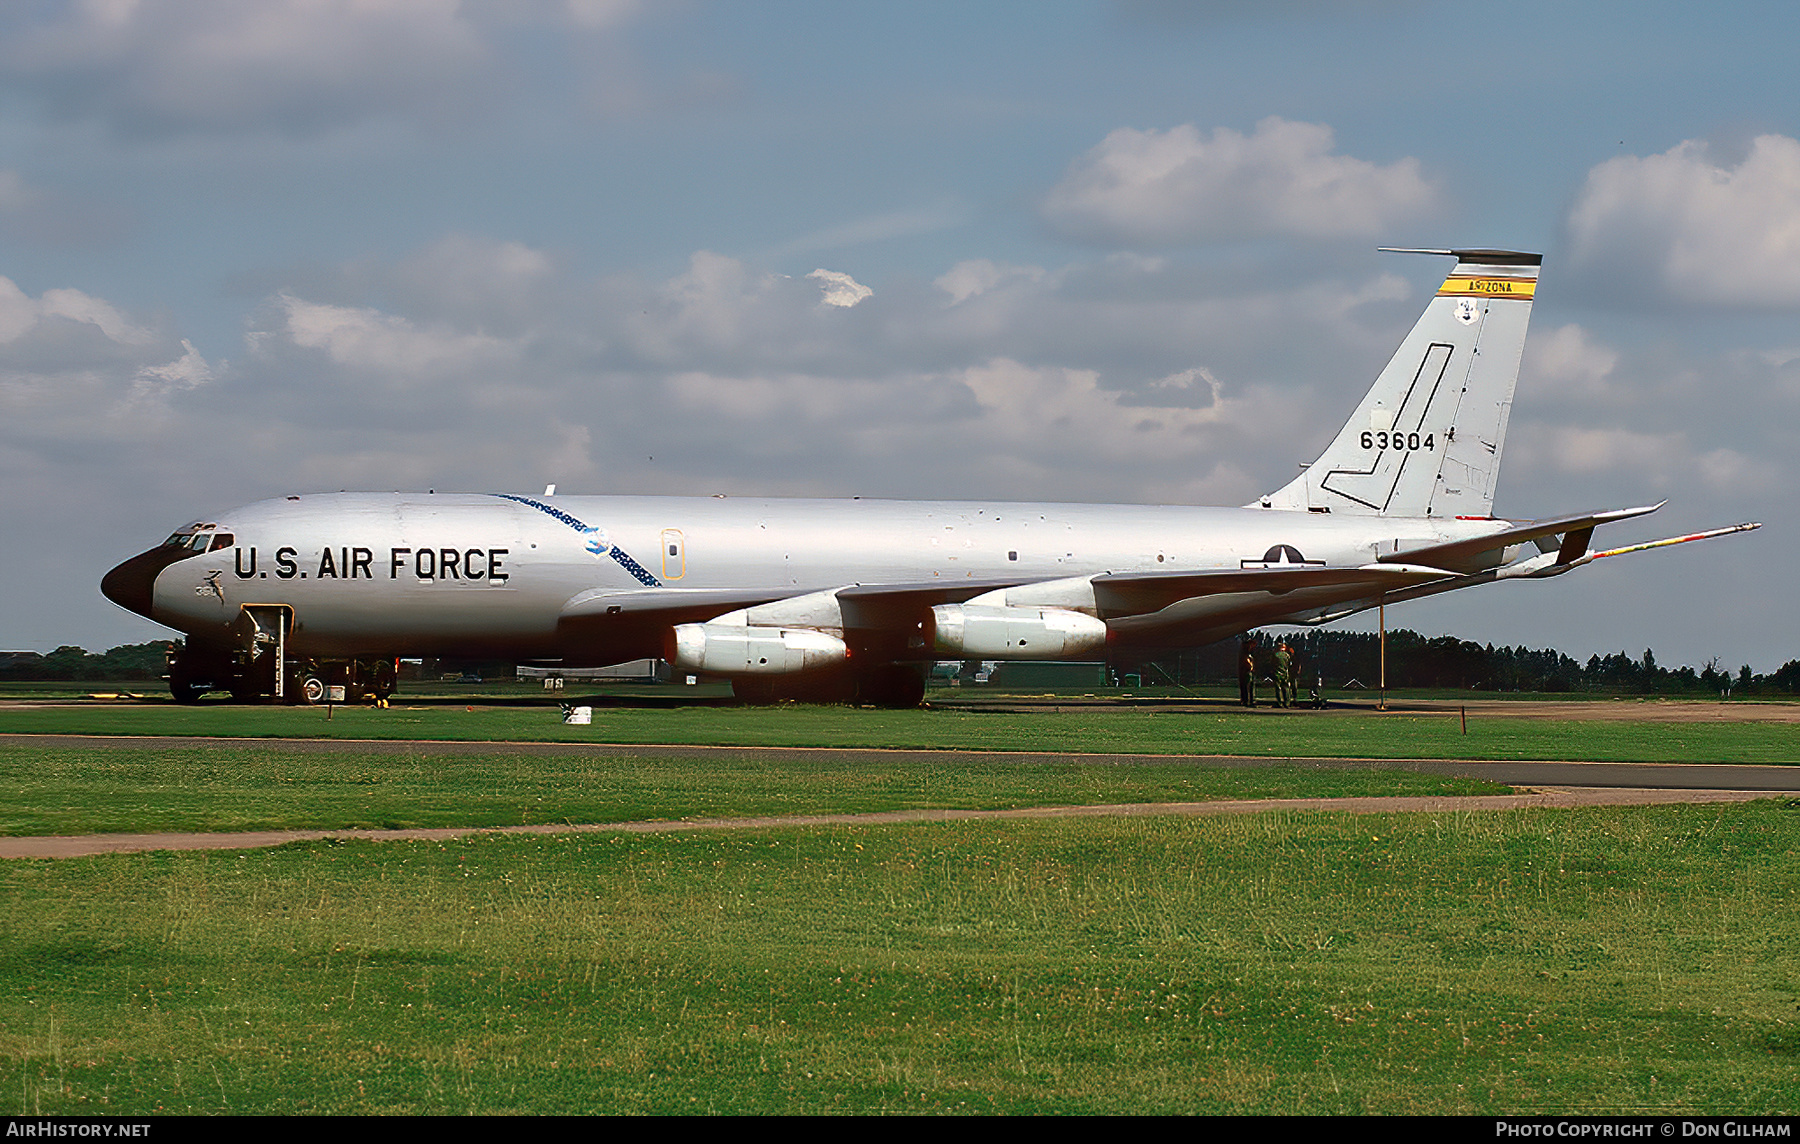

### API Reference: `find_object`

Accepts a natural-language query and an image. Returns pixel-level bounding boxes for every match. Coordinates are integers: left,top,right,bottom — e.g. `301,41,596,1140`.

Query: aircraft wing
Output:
554,577,1050,666
1382,503,1665,574
834,578,1040,628
1089,563,1456,619
560,586,799,624
561,567,1458,644
561,578,1036,627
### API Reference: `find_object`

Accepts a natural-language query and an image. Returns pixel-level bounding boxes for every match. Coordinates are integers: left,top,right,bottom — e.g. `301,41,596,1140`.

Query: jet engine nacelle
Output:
929,604,1108,658
670,622,849,675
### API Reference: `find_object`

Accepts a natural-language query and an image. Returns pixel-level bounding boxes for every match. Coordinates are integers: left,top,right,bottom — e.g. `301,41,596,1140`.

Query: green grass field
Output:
4,699,1799,763
4,802,1796,1114
0,744,1510,837
2,701,1796,1114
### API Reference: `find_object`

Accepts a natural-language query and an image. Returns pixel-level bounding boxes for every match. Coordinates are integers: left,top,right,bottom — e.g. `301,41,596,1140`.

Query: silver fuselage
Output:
123,491,1510,661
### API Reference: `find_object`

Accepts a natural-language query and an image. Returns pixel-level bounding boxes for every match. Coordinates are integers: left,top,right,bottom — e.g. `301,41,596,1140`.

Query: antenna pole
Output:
1377,595,1388,712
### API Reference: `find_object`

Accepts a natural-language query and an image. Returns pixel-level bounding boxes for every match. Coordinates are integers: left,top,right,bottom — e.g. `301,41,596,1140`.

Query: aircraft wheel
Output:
169,678,208,704
369,659,397,702
298,675,326,705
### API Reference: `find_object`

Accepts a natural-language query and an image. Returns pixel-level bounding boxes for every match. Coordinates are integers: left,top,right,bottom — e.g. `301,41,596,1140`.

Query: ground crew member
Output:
1239,639,1256,707
1274,642,1294,708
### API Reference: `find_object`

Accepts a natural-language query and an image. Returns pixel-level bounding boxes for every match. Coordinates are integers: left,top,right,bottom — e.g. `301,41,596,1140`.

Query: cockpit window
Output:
158,523,229,555
162,527,217,552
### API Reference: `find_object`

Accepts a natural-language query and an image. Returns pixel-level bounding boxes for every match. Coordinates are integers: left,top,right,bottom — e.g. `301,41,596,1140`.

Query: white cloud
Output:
1042,117,1438,246
130,339,214,402
1148,366,1224,400
564,0,642,30
0,276,155,346
1521,426,1680,477
934,260,1049,306
960,357,1224,444
657,357,1241,503
630,251,781,360
1507,425,1782,496
39,287,157,345
1692,446,1779,492
376,233,560,333
1521,323,1619,400
1567,134,1800,307
264,294,511,379
0,1,701,138
0,278,42,343
4,0,493,135
0,276,213,440
946,358,1246,503
807,269,873,308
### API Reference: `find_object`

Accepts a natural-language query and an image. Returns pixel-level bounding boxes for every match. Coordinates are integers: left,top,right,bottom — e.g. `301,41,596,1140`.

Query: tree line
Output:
6,635,1800,696
1121,630,1800,696
0,642,173,681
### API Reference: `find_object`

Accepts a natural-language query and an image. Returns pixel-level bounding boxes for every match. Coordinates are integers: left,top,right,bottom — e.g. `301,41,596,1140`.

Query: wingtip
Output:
1596,501,1665,522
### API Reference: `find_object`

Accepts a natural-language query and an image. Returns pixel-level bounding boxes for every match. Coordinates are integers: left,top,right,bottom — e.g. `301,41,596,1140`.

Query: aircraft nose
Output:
101,547,173,619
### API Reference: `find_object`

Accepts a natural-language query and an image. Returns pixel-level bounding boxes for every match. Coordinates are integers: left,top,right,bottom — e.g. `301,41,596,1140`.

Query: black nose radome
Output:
101,546,195,619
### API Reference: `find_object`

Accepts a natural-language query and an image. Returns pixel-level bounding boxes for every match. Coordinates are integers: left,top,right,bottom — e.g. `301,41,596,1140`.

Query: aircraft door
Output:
231,603,294,700
661,529,686,580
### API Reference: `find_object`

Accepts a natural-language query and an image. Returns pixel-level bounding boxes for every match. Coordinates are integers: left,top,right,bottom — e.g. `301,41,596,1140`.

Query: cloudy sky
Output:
3,0,1794,672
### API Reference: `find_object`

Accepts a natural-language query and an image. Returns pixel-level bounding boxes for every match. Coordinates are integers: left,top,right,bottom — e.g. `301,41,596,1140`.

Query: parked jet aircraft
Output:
102,249,1758,706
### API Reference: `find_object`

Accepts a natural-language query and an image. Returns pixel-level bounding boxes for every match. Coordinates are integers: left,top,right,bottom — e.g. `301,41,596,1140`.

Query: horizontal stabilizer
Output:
1336,518,1759,617
1376,247,1543,266
1380,503,1664,574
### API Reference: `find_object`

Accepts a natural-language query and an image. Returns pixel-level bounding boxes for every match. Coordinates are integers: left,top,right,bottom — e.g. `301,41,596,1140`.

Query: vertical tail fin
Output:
1258,249,1539,518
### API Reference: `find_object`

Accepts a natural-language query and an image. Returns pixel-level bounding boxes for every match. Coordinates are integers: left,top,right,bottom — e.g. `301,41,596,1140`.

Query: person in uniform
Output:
1274,641,1294,708
1239,639,1257,707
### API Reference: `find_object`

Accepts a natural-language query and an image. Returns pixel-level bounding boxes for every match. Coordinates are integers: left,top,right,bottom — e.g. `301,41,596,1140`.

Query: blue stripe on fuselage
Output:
488,493,663,587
